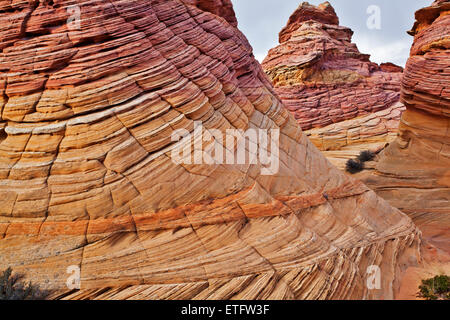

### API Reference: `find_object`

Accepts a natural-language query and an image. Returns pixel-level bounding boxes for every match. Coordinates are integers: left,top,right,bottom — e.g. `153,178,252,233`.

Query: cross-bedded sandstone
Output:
0,0,420,300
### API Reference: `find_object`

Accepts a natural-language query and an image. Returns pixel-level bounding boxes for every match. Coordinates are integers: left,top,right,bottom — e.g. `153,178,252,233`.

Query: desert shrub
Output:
0,267,48,300
418,275,450,300
345,159,364,174
358,150,375,162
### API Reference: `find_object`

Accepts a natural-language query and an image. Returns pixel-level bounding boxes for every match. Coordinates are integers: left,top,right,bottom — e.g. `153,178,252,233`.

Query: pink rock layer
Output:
0,0,420,300
262,1,403,131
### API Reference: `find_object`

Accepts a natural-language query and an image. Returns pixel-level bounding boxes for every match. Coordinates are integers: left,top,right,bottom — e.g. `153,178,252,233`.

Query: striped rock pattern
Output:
0,0,420,299
262,2,403,131
306,102,405,170
362,0,450,255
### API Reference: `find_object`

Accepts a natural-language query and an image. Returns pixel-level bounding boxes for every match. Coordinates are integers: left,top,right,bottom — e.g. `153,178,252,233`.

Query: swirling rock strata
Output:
0,0,420,300
262,2,403,131
362,0,450,255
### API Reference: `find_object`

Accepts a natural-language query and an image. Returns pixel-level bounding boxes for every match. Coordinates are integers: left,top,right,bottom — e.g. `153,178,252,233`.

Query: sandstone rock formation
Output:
262,2,403,131
361,0,450,256
0,0,421,300
307,102,405,170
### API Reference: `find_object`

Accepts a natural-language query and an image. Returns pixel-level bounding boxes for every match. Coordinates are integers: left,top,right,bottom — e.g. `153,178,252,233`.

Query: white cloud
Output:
352,37,413,66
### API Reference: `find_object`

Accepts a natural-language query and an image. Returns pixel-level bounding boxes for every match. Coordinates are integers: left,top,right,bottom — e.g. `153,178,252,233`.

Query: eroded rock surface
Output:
262,2,403,131
361,0,450,255
0,0,420,300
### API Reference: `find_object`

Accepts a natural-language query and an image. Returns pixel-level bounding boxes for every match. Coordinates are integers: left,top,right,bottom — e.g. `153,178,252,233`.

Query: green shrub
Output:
418,275,450,300
0,267,48,300
358,150,375,162
345,159,364,174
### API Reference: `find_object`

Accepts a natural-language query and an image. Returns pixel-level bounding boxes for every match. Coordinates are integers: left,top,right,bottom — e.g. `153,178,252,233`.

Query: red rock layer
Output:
262,1,403,130
362,0,450,255
0,0,420,300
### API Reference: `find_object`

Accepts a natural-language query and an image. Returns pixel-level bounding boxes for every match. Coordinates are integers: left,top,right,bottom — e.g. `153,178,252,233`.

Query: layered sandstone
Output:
361,0,450,255
0,0,420,300
262,2,403,131
307,102,405,170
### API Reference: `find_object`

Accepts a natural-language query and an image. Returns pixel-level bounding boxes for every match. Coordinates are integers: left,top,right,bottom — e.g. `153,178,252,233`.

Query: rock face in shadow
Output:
0,0,420,300
362,0,450,255
262,1,403,131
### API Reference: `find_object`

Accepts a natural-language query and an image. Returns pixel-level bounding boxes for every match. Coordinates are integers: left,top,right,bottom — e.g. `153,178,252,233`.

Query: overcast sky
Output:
233,0,430,66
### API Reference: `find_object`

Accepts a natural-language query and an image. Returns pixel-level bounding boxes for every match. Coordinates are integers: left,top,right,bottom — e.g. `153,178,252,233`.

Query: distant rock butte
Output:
361,0,450,257
262,1,403,131
0,0,420,300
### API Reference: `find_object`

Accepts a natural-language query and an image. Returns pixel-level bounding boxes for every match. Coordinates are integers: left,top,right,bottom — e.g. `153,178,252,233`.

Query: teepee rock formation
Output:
362,0,450,255
0,0,420,300
262,2,403,131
